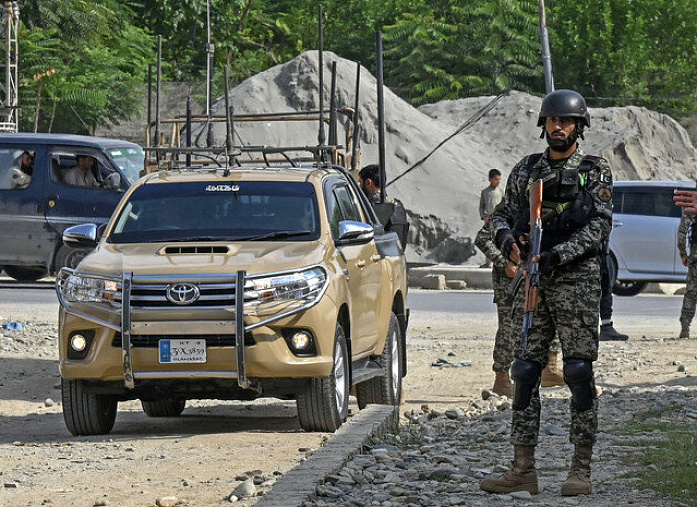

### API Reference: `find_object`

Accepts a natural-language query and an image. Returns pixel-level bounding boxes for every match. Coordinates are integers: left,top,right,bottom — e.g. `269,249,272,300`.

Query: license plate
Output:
159,339,206,363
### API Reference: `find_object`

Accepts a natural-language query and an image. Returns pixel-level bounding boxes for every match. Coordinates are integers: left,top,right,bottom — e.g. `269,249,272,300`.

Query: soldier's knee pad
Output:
510,358,542,411
563,359,595,412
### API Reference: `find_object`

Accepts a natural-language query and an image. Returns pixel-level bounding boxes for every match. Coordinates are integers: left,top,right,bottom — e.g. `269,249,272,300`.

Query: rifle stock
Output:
520,179,543,355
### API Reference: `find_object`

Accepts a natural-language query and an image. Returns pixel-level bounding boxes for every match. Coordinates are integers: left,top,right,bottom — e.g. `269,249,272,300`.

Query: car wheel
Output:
296,323,349,432
61,378,118,436
612,280,647,296
3,265,48,282
356,312,403,409
141,399,186,418
54,243,92,272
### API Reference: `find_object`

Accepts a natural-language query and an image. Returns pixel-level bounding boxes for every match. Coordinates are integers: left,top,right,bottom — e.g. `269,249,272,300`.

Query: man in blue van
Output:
64,154,98,188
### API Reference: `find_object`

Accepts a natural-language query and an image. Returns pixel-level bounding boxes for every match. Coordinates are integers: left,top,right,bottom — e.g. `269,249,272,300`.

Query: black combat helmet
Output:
537,89,590,128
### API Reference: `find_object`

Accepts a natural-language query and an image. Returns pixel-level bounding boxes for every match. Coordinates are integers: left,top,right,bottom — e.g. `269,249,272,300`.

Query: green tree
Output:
19,0,152,133
384,0,542,105
550,0,697,114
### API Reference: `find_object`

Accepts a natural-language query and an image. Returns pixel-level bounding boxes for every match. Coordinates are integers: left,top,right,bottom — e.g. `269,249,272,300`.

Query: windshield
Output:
107,147,145,184
108,180,320,244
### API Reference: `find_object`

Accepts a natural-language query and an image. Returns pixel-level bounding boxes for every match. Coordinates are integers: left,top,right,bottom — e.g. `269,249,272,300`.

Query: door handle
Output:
356,259,366,268
371,254,381,262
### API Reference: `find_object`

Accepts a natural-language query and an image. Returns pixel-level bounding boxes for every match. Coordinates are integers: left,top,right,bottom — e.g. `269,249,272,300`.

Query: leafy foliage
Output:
19,0,152,133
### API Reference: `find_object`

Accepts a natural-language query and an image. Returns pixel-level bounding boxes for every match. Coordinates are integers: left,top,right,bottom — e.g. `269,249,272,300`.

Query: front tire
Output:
356,312,404,409
61,379,117,436
54,243,91,272
296,323,349,432
612,280,647,296
141,399,186,418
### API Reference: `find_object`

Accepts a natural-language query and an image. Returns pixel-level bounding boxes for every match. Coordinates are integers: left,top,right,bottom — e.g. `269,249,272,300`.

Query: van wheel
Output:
61,378,118,436
54,244,91,272
356,312,403,409
4,265,48,282
296,323,349,432
141,399,186,418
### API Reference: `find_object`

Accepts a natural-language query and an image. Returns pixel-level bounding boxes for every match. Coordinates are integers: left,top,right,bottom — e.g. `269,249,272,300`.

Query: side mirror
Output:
62,223,99,249
337,220,374,244
104,172,121,191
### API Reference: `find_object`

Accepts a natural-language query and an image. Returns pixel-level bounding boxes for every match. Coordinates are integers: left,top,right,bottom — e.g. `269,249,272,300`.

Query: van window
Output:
50,147,122,191
0,148,36,191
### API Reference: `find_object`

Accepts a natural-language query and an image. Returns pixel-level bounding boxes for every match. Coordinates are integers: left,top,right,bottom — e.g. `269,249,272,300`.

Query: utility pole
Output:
0,1,19,132
538,0,555,94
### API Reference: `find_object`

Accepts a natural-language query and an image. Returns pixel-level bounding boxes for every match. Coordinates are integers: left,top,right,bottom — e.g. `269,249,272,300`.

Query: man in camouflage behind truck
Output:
480,90,612,496
678,210,697,338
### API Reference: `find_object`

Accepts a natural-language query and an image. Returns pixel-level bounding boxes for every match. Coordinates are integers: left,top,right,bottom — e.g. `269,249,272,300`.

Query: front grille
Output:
112,332,255,348
114,277,258,309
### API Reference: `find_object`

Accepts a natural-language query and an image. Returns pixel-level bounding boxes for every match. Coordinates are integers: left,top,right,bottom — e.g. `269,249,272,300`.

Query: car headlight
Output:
250,267,327,305
62,274,120,303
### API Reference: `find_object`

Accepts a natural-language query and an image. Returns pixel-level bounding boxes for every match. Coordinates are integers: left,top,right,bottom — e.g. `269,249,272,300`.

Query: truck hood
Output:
77,241,328,276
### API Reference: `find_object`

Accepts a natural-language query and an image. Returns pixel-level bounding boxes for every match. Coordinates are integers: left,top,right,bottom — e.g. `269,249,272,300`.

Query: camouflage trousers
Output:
508,259,601,447
680,260,697,327
492,267,560,373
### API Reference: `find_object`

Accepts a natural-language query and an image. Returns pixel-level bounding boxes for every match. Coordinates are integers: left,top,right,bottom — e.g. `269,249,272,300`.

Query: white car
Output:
609,180,692,296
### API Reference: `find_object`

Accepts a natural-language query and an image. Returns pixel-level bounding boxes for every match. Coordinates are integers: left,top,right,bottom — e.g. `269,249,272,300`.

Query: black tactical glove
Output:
495,229,518,261
537,250,560,275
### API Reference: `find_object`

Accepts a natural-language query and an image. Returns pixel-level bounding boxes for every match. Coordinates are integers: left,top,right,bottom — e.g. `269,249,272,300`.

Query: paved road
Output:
0,278,683,321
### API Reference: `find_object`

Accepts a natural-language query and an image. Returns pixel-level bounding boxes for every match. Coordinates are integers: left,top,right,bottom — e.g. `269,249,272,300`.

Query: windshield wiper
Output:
235,230,314,241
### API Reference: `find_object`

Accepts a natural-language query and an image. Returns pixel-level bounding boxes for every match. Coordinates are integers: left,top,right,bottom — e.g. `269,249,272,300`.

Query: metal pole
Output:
206,0,215,147
376,31,386,203
350,61,360,172
155,35,162,148
147,63,153,129
538,0,554,94
317,4,326,153
186,95,192,166
328,61,337,146
224,65,233,152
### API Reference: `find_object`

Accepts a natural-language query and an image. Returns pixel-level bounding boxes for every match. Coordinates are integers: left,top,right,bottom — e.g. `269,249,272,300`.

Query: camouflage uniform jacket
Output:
475,222,508,271
678,212,697,261
489,146,613,276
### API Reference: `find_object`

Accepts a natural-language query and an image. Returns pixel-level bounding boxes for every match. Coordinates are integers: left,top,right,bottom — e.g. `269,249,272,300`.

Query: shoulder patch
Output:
598,187,612,202
600,173,612,184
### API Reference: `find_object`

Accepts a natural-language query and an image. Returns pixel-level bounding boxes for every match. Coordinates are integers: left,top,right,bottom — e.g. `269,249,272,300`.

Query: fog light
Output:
290,331,312,350
70,334,87,352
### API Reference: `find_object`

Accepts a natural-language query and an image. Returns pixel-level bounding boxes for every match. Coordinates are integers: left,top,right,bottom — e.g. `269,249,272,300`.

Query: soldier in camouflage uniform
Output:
480,90,613,497
678,211,697,338
475,221,517,397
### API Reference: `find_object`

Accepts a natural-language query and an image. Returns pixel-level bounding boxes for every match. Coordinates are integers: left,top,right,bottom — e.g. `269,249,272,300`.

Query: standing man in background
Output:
678,210,697,338
479,169,504,267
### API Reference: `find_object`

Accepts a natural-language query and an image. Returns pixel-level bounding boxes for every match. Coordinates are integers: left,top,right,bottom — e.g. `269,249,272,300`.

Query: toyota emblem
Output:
166,283,201,305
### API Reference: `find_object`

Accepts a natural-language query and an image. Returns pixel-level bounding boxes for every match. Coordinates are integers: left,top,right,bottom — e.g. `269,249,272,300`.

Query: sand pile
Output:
207,51,697,264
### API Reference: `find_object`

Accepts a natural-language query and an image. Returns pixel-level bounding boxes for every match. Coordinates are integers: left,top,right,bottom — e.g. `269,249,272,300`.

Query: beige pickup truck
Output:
56,164,409,435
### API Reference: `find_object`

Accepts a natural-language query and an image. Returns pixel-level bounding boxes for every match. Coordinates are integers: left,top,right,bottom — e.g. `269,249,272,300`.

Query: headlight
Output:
62,274,120,303
250,267,327,305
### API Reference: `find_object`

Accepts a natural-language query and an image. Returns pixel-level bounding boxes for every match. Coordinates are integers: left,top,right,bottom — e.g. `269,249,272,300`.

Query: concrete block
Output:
421,274,446,290
446,280,468,290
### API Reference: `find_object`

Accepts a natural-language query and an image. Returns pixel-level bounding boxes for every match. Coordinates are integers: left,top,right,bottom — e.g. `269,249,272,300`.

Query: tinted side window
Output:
335,186,360,222
621,189,682,218
611,189,623,214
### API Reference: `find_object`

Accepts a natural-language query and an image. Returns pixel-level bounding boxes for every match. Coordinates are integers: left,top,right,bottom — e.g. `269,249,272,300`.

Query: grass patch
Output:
616,411,697,506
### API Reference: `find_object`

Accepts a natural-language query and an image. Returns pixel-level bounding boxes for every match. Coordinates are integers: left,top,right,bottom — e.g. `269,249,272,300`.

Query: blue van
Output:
0,133,144,281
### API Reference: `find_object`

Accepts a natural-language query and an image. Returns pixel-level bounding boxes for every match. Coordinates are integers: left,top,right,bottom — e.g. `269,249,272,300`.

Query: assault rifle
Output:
520,179,544,356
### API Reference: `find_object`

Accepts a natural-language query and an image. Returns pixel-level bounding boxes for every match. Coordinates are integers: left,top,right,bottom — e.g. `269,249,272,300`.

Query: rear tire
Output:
356,312,403,409
296,323,349,432
61,378,117,436
141,399,186,418
4,265,47,282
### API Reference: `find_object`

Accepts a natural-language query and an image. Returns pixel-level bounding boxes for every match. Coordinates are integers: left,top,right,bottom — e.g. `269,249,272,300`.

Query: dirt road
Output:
1,294,695,506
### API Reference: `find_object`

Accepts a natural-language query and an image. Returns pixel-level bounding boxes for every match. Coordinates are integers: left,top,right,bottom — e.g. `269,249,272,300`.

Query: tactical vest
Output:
516,153,600,251
690,220,697,246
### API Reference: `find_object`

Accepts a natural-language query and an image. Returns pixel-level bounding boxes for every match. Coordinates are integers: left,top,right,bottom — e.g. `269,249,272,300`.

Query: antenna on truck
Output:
376,31,386,203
